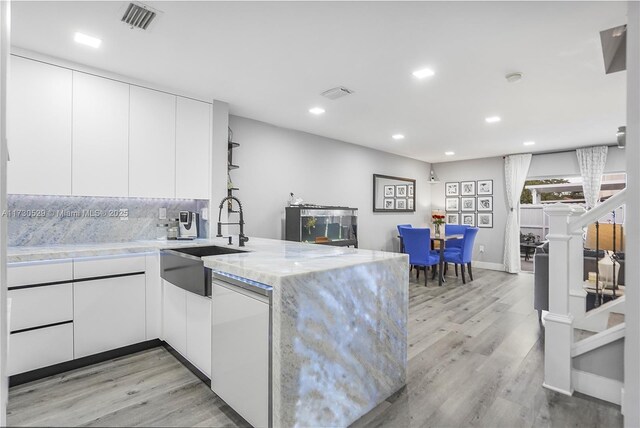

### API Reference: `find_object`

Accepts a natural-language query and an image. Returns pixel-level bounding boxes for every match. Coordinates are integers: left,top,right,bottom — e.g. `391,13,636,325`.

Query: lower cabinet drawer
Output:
8,283,73,332
8,323,74,376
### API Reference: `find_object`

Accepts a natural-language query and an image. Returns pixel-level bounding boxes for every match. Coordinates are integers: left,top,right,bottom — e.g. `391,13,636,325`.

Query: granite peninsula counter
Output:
202,238,408,428
7,237,408,427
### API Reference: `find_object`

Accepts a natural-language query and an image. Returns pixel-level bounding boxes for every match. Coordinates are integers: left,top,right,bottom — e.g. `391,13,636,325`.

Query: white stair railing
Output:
543,189,627,396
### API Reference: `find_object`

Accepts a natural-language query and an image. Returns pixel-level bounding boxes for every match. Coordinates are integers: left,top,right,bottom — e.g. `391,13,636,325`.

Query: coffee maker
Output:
178,211,199,239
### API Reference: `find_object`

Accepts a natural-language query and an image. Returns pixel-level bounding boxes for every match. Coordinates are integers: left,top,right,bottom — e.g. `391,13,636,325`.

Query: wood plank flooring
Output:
7,267,623,427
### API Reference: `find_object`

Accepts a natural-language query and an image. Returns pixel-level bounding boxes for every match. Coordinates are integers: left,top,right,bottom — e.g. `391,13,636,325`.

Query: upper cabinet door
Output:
8,57,72,195
72,72,129,197
176,97,211,199
129,86,176,198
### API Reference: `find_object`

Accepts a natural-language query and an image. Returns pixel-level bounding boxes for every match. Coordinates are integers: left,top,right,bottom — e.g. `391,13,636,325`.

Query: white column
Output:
568,206,587,321
543,203,574,396
532,188,539,205
210,100,229,237
624,1,640,424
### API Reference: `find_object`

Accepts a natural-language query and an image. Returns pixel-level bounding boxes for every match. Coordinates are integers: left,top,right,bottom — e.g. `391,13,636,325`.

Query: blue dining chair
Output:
397,224,412,254
445,224,470,250
401,227,441,286
444,227,479,284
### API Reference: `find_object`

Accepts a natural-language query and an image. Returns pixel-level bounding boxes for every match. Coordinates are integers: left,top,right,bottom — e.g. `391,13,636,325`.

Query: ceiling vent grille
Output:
320,86,355,100
121,2,157,30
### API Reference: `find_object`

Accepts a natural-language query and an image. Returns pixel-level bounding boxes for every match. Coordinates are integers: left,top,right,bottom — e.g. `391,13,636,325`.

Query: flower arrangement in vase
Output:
432,214,445,237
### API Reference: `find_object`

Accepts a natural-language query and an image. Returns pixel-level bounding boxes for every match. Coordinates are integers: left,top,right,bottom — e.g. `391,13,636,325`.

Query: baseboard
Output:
472,261,505,271
9,339,162,387
542,382,574,396
161,341,211,387
572,369,623,405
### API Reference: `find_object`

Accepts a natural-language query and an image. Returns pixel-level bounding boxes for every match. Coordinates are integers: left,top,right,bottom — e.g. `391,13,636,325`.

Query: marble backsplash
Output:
7,195,209,246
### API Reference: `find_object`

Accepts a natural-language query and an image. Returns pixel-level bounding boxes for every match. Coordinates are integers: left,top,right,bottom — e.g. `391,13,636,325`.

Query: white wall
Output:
431,157,507,269
528,146,625,179
228,116,431,251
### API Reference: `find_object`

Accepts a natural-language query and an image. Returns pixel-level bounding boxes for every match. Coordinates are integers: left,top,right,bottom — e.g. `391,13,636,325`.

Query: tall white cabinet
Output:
129,86,177,198
176,98,211,199
72,72,129,197
8,56,72,195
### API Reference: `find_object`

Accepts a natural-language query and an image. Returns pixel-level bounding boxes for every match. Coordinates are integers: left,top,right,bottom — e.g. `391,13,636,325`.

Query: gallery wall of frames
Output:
444,179,493,228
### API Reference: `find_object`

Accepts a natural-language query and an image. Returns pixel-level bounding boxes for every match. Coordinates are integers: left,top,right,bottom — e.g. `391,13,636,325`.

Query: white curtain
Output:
576,146,608,209
503,154,532,273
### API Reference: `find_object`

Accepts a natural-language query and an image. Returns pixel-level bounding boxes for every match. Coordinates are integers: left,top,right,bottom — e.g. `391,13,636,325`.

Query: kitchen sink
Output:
160,245,247,296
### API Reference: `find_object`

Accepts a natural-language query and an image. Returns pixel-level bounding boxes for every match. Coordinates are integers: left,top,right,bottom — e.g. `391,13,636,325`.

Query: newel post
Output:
568,206,587,321
543,203,574,396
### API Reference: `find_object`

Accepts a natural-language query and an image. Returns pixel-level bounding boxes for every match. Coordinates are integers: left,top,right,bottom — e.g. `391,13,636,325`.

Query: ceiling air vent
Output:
320,86,355,100
121,2,158,30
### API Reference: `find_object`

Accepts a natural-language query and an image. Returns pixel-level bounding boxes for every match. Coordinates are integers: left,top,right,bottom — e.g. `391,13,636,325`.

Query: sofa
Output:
533,242,625,317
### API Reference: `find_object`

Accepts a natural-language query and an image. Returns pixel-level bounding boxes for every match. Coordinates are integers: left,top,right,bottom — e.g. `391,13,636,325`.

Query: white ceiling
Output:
10,1,627,163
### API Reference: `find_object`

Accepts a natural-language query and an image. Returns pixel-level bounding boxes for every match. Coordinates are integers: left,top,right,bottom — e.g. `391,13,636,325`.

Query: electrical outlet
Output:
201,208,208,221
159,207,167,220
479,245,485,253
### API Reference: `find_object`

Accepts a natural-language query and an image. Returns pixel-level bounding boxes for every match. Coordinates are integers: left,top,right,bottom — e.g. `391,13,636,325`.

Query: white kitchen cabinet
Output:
8,323,74,376
145,254,162,340
212,281,270,428
8,56,72,195
73,274,146,358
8,283,73,332
176,97,211,199
73,254,146,279
186,292,211,377
129,86,176,198
72,72,129,197
7,259,73,287
162,280,187,356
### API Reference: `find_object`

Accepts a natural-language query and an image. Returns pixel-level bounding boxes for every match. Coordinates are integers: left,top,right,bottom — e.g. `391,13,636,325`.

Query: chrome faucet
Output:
217,196,249,247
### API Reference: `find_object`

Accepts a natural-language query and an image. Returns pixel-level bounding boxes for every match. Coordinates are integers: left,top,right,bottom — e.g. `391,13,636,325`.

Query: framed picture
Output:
461,197,476,212
408,199,414,210
477,213,493,228
461,181,476,196
395,199,407,210
445,197,459,211
477,196,493,211
461,213,476,227
445,182,459,196
384,198,394,210
396,185,407,197
408,184,414,197
477,179,493,195
446,213,459,225
384,185,395,197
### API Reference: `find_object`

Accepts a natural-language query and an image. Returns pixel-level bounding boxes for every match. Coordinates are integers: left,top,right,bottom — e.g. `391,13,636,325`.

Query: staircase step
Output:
607,312,625,329
574,328,597,342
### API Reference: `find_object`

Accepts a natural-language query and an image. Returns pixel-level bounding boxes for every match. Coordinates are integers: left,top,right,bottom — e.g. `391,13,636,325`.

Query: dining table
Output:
399,233,464,286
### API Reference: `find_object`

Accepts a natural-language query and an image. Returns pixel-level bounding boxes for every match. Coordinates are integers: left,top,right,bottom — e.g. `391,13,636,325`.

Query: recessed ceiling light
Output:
445,151,455,156
308,107,325,115
485,116,501,123
412,68,435,79
74,32,102,48
523,141,536,146
392,134,405,140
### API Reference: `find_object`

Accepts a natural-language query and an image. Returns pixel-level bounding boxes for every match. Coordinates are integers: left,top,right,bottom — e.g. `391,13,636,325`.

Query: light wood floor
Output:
8,267,623,427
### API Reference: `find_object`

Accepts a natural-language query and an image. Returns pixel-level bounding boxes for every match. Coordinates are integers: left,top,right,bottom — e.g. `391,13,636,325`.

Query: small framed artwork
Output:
396,199,407,210
446,213,459,225
461,181,476,196
445,197,459,211
408,199,414,210
461,213,476,227
384,199,394,210
408,184,414,197
477,179,493,195
396,185,407,197
477,196,493,211
478,213,493,228
384,185,395,197
445,182,459,197
461,197,476,212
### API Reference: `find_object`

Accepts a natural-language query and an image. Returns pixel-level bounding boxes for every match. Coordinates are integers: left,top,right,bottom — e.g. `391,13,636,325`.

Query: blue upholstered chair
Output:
444,227,479,284
397,224,412,254
444,224,470,250
402,227,441,286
